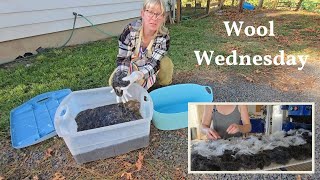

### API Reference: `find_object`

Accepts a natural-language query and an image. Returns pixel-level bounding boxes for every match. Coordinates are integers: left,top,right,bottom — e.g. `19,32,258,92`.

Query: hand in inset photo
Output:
201,105,251,140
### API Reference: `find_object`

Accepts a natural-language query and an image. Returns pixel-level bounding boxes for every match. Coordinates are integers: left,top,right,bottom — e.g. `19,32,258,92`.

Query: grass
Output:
1,8,319,135
0,39,118,133
0,8,319,179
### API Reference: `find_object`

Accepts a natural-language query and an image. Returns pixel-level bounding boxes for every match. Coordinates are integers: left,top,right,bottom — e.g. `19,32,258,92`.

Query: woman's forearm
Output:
238,124,252,133
201,124,210,135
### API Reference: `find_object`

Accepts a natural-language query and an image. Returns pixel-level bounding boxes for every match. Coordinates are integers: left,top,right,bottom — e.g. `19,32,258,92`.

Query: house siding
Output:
0,0,143,64
0,0,143,42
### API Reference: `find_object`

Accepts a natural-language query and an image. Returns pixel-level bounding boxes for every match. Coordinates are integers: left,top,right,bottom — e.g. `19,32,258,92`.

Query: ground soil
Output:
1,8,320,180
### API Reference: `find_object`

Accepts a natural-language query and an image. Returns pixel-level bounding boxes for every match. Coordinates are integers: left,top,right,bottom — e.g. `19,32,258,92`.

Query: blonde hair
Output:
142,0,168,35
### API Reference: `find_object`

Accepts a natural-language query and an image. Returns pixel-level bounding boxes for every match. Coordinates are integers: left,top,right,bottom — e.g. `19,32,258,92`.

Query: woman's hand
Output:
111,69,129,97
203,128,221,140
226,123,240,134
119,71,143,102
111,70,144,103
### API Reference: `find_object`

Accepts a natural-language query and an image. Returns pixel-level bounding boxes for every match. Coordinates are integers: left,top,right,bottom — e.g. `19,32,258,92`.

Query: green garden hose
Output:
60,12,117,48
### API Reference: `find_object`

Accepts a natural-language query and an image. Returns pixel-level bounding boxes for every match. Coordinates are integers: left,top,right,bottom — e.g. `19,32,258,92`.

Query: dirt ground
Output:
1,62,319,179
0,124,188,179
1,8,320,180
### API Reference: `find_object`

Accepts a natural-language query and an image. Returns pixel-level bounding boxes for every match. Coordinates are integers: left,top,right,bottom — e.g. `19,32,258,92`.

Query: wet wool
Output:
191,130,312,171
75,101,142,131
111,70,130,96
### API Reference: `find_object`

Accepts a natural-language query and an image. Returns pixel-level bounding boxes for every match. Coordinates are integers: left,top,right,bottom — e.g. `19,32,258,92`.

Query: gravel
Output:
1,65,319,179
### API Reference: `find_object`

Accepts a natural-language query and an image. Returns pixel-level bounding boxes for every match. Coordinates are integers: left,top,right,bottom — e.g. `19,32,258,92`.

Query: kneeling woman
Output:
201,105,252,140
109,0,173,103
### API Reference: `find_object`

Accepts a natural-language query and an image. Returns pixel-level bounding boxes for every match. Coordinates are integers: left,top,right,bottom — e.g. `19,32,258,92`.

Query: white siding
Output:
0,0,143,42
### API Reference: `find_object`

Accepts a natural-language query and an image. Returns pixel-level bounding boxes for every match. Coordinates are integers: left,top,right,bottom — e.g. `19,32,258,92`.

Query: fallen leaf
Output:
121,172,132,180
32,175,39,180
123,161,133,168
135,152,144,171
246,76,254,83
52,172,65,180
174,167,186,180
0,176,5,180
176,131,186,138
282,87,288,92
116,154,127,160
44,148,54,159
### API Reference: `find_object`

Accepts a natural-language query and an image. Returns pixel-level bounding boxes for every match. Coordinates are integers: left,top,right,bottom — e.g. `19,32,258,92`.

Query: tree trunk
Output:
295,0,304,11
206,0,211,14
239,0,245,13
177,0,181,23
258,0,264,8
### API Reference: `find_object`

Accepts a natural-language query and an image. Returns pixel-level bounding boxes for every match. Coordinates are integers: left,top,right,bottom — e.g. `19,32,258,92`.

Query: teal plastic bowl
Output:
150,84,214,130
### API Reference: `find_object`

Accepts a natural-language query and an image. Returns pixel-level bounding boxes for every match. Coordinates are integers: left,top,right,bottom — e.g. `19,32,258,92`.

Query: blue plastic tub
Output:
243,2,255,10
10,89,71,148
150,84,214,130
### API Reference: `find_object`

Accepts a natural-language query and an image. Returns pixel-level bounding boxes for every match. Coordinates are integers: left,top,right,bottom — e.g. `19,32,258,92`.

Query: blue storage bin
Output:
243,2,255,10
282,121,295,132
288,105,312,116
150,84,213,130
240,118,265,133
10,89,71,148
250,118,265,133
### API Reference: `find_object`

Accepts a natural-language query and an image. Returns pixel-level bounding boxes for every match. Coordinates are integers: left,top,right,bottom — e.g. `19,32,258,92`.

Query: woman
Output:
109,0,173,103
201,105,252,140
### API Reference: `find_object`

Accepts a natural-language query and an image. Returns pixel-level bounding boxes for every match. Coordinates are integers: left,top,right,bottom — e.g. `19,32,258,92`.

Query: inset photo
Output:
188,103,314,173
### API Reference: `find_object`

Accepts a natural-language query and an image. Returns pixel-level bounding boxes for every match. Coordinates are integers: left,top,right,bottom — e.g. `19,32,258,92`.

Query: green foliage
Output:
301,0,320,13
224,0,319,12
